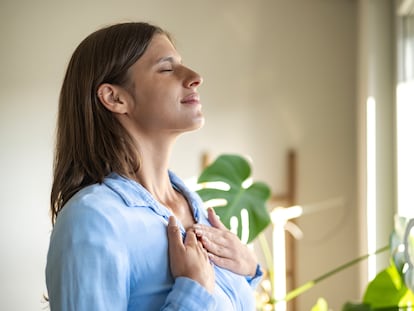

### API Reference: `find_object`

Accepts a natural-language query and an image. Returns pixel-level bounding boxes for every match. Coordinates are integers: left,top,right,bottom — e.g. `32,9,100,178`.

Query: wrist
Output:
246,264,262,280
248,262,258,277
247,253,259,277
245,264,263,288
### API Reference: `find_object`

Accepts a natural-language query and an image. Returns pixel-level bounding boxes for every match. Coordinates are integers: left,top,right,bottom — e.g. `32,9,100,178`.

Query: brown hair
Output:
50,22,167,224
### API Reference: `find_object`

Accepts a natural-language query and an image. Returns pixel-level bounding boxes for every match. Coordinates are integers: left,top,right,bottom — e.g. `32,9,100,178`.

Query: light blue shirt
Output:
46,171,261,310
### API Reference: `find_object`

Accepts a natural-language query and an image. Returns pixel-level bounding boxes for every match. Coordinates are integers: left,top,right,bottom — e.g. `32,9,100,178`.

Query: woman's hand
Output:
193,208,258,277
167,216,215,293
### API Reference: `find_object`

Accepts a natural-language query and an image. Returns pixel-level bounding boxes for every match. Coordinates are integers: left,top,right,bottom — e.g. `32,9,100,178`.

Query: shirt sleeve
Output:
46,190,218,311
245,264,264,289
46,203,130,311
161,277,217,311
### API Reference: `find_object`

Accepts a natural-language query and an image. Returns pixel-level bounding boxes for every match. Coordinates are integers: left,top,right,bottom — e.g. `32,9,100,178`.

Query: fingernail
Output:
194,227,203,236
169,216,177,226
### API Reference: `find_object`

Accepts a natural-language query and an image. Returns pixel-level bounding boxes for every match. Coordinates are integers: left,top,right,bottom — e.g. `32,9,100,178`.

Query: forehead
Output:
140,33,180,64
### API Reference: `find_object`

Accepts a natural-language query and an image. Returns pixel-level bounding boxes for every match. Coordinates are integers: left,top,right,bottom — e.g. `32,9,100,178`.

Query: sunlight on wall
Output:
270,205,303,311
366,96,377,281
397,81,414,218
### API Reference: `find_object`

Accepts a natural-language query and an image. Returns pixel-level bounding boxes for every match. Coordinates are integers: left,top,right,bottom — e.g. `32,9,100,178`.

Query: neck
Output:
130,134,195,228
133,135,176,202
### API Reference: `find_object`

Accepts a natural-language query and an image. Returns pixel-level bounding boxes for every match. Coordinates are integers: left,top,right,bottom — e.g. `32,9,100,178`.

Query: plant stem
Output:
258,233,274,296
281,245,390,302
258,233,273,274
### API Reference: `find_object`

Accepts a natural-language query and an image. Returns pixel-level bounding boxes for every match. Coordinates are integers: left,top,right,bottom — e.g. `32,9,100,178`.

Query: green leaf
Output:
196,154,271,243
363,262,414,309
311,298,328,311
390,229,406,278
342,302,371,311
389,216,414,295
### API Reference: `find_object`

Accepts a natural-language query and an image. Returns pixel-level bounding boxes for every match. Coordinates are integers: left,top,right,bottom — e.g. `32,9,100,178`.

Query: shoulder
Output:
51,173,158,246
58,182,123,225
56,173,147,227
51,178,133,250
46,181,132,310
47,181,132,288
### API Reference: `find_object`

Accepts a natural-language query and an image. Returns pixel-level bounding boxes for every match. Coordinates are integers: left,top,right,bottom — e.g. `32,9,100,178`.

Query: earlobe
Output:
97,83,127,114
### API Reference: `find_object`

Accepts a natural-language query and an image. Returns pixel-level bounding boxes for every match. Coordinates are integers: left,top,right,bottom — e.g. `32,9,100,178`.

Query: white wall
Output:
357,0,395,290
0,1,358,310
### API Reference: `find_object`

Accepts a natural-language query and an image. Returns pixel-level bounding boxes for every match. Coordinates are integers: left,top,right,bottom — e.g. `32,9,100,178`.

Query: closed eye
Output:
156,55,181,73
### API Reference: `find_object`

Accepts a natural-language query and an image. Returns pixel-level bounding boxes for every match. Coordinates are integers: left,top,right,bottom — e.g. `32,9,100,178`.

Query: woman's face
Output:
124,34,204,137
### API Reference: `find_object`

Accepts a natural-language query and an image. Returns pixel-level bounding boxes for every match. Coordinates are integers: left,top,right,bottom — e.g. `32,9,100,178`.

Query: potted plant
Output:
196,154,414,310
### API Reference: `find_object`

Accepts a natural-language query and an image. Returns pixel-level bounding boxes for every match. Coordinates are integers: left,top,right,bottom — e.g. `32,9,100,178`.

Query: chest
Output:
119,208,255,311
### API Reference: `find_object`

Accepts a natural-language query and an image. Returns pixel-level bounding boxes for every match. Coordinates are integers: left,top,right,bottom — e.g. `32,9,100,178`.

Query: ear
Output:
97,83,128,114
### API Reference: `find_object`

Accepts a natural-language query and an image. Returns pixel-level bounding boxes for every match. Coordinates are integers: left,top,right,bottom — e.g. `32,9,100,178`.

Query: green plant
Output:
340,216,414,310
196,154,271,243
196,153,414,310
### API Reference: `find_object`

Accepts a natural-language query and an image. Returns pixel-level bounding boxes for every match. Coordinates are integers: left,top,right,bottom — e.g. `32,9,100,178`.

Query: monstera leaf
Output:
391,216,414,292
196,154,271,244
362,262,414,309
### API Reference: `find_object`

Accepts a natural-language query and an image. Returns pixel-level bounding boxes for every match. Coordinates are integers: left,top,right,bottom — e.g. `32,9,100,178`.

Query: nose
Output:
184,68,203,89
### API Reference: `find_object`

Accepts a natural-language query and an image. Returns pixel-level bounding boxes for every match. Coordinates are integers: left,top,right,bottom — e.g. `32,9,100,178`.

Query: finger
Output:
184,230,198,247
194,225,230,248
207,208,227,230
167,216,184,251
186,231,209,261
201,235,233,259
207,252,235,269
198,240,210,259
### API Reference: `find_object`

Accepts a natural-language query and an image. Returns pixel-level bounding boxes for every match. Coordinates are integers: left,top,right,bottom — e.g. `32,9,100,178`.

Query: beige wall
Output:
0,0,359,310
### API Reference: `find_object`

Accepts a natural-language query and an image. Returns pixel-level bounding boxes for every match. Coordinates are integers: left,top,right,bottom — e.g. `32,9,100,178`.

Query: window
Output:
396,13,414,218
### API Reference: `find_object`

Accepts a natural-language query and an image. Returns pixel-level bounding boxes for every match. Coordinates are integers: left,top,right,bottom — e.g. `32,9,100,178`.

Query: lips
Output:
181,93,200,104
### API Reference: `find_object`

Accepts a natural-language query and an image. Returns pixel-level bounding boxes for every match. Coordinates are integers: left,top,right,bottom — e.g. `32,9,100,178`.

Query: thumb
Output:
167,216,184,251
207,207,227,230
184,230,198,247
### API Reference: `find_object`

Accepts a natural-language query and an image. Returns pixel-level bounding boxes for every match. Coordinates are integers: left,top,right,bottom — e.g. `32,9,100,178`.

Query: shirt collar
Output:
103,171,202,223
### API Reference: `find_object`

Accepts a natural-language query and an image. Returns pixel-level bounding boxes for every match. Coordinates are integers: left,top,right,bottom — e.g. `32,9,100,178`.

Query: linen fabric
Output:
46,171,261,310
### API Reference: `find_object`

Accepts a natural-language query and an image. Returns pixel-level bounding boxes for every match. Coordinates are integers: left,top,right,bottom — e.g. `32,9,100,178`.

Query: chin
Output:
186,117,205,132
197,116,205,128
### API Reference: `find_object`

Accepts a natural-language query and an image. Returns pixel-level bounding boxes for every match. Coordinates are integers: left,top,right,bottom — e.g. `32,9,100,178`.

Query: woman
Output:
46,22,262,310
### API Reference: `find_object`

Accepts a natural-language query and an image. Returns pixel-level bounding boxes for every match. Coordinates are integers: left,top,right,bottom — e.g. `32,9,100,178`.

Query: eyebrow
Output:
156,56,182,65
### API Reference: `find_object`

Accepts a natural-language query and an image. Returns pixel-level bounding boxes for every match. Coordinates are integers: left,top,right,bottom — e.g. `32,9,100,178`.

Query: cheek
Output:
130,80,180,118
135,84,172,105
131,93,173,124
